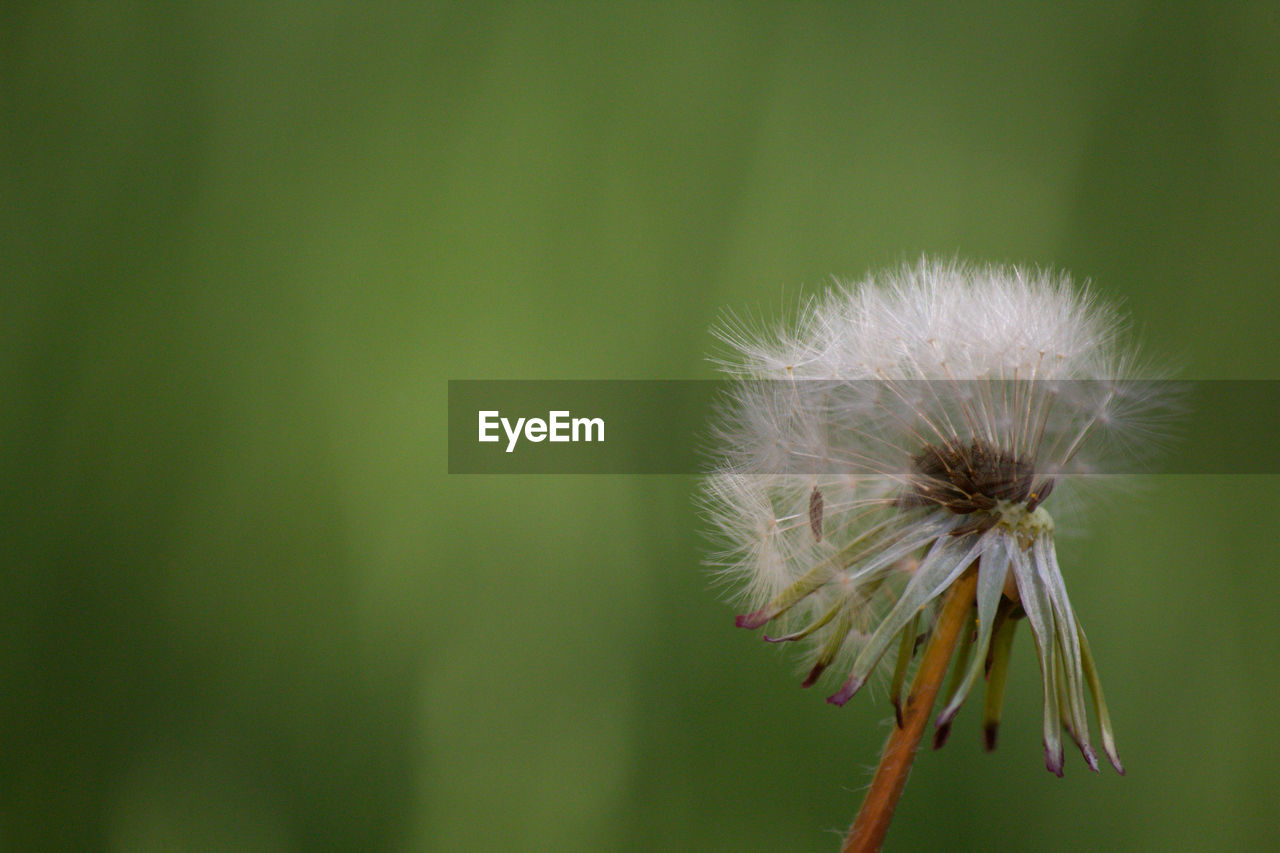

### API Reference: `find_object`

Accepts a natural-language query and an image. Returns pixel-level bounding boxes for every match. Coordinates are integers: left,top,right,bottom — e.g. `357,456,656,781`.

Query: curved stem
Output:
842,567,979,853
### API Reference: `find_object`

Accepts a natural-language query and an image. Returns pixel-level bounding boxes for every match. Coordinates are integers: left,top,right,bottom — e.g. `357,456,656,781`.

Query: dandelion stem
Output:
842,566,979,853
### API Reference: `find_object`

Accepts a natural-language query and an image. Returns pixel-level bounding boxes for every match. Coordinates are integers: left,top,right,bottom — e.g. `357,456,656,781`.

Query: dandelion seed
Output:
809,486,824,542
703,257,1173,851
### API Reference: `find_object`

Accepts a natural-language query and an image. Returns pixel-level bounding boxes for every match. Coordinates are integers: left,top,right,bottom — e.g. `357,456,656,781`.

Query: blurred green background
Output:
4,2,1279,851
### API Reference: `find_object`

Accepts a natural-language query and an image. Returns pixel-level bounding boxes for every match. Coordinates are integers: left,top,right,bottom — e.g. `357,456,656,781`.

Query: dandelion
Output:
704,258,1170,852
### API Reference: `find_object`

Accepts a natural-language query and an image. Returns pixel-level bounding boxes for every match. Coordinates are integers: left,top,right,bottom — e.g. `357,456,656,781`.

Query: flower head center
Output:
902,439,1043,515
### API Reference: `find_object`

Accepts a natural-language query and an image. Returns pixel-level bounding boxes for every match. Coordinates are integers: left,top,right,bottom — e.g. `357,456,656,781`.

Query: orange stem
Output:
842,568,979,853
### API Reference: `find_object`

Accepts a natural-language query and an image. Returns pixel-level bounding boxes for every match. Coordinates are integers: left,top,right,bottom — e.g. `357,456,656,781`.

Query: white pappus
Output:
703,257,1173,776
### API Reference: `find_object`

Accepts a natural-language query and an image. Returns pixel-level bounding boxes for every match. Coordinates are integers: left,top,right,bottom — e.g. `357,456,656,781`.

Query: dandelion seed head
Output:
705,256,1170,774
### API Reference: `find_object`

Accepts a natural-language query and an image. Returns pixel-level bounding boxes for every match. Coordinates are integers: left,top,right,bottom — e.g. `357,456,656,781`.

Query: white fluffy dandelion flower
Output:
705,258,1169,783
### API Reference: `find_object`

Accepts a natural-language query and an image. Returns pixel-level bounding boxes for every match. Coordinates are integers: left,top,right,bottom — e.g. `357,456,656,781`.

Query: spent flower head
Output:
704,257,1171,777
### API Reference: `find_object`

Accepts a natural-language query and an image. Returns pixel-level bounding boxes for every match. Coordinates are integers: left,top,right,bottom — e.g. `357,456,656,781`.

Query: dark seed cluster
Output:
899,439,1052,516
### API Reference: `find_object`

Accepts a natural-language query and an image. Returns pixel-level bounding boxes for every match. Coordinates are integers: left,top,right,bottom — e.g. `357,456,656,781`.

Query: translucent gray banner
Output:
448,380,1277,475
